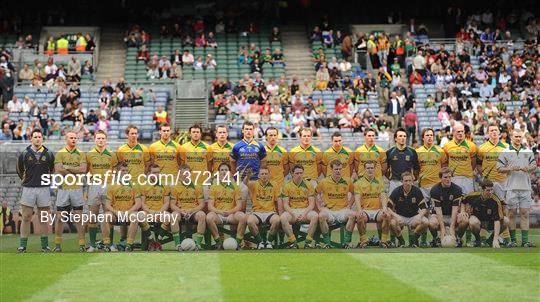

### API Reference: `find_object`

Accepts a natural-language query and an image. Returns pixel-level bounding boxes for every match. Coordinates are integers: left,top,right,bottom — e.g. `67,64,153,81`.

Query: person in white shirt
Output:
182,50,195,66
479,81,493,98
470,97,482,113
497,129,536,247
21,96,32,113
339,59,351,72
7,96,23,113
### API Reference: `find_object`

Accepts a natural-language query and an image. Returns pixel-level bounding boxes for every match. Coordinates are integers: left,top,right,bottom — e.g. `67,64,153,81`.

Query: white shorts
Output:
217,213,236,224
388,180,402,195
394,214,416,228
492,181,505,200
453,176,474,194
506,190,532,209
56,189,84,209
430,213,452,226
364,210,381,223
253,212,276,224
325,208,353,224
20,187,51,208
420,186,433,198
87,185,107,206
289,208,314,222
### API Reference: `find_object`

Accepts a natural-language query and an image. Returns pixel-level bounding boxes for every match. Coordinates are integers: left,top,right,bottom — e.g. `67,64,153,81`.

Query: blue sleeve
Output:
259,143,267,160
230,143,239,161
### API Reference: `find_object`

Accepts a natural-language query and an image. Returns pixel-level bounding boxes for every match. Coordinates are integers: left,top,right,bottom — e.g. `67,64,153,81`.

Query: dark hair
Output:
364,127,376,136
481,180,494,189
363,160,376,168
421,128,434,138
265,126,279,136
218,162,231,171
94,130,107,138
292,164,304,172
242,121,254,130
401,171,413,180
394,127,407,139
329,159,342,169
125,124,138,135
159,122,171,130
189,124,202,132
31,128,43,137
331,132,342,139
439,167,453,178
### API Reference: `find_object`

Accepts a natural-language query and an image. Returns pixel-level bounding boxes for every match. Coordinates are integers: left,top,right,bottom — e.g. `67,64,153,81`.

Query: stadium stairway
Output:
96,27,126,83
174,80,208,130
282,24,314,80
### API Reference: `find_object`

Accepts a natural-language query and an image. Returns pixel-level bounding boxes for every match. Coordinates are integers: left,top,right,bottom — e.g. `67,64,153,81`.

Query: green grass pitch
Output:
1,232,539,302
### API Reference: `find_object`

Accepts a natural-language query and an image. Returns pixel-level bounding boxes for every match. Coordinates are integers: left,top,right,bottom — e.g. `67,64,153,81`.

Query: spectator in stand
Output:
194,56,204,70
7,96,22,113
404,108,418,145
270,27,281,42
479,80,494,98
85,109,98,126
272,48,285,66
136,45,150,64
85,34,96,52
147,64,160,79
0,123,12,141
412,49,426,76
385,92,401,130
205,54,217,70
18,64,34,82
195,33,207,47
171,49,182,65
182,50,194,66
250,58,263,74
207,32,218,48
67,57,81,82
44,58,58,82
316,66,330,90
81,60,94,79
94,114,111,134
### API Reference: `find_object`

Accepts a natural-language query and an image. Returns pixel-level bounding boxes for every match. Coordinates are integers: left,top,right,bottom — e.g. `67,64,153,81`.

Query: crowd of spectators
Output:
0,77,159,142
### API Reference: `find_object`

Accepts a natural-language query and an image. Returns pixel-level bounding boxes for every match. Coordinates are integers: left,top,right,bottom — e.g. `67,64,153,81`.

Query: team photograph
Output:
0,0,539,301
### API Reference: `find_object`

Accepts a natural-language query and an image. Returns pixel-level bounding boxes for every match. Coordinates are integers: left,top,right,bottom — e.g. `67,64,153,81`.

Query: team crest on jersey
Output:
411,197,416,203
393,156,398,160
487,209,492,215
406,156,410,161
41,156,46,161
449,195,453,200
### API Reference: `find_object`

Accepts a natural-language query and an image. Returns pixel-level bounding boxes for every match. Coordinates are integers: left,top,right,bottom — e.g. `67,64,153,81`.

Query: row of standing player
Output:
15,120,536,251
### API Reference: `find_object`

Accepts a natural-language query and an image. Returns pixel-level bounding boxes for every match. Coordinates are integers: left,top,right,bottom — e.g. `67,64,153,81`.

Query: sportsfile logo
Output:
39,211,179,226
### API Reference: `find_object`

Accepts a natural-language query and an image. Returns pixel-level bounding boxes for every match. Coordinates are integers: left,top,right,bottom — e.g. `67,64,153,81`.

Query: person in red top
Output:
409,70,423,86
334,99,348,117
136,45,150,64
403,108,418,145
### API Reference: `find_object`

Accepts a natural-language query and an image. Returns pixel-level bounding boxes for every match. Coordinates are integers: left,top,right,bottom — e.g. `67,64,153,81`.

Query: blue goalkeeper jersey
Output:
230,139,267,180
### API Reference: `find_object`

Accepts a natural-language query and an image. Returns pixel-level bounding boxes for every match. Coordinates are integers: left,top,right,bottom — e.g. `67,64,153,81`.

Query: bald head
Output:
65,131,77,148
453,123,465,142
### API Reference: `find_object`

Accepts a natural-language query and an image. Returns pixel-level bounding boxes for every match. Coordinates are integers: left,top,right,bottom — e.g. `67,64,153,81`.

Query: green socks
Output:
20,237,28,248
465,230,472,242
421,232,428,243
344,231,352,244
510,230,516,242
173,234,180,246
396,235,405,246
193,233,204,246
267,233,275,243
40,236,48,248
522,230,529,243
409,233,417,245
323,233,331,245
89,227,98,248
254,234,263,244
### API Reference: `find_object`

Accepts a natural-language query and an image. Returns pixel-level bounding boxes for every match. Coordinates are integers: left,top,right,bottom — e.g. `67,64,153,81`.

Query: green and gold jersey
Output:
416,144,446,188
353,176,385,210
478,140,508,183
248,180,279,213
210,141,234,173
316,176,353,210
170,182,204,210
354,144,386,179
116,143,150,178
86,147,115,182
209,182,241,211
107,183,141,211
181,141,212,175
281,179,315,209
264,144,288,187
55,147,86,189
289,145,322,179
322,146,353,177
140,183,170,211
149,139,182,175
443,139,477,178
